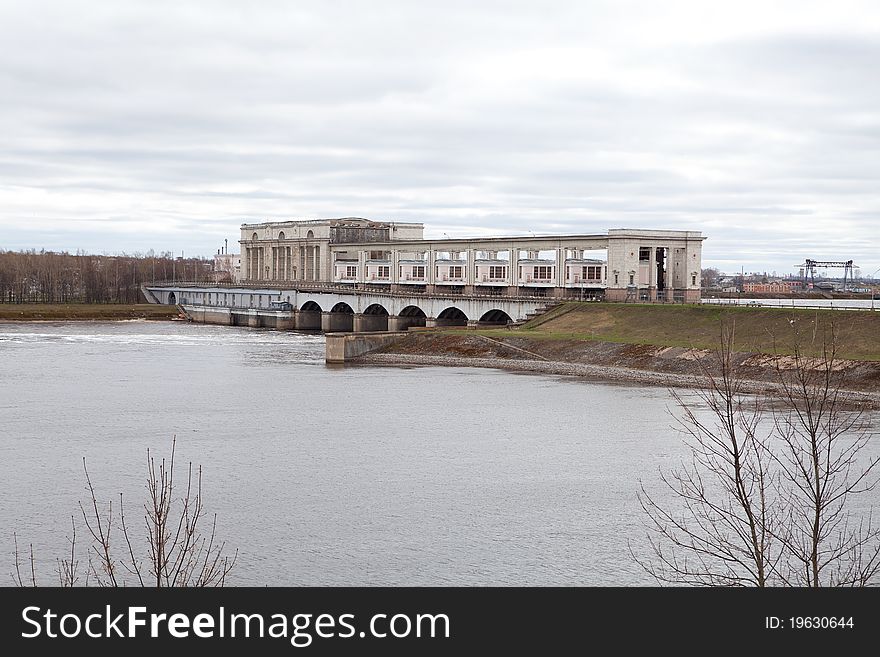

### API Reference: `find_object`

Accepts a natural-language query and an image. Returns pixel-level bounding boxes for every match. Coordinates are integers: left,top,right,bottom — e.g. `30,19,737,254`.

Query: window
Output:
639,247,651,261
449,266,463,278
489,266,506,279
412,265,425,278
614,273,619,285
692,274,697,286
345,266,357,278
533,266,552,280
377,266,390,278
278,231,285,240
629,274,635,285
582,266,601,280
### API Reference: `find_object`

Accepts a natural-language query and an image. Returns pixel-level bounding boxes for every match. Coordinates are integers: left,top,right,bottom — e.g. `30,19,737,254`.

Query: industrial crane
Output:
797,259,857,290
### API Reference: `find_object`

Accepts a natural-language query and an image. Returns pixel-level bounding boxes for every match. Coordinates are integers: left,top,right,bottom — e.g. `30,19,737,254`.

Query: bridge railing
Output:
146,280,574,303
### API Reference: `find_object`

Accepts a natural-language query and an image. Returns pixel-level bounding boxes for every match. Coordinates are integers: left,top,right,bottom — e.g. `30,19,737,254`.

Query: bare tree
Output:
636,318,880,586
14,437,237,587
770,326,880,586
0,249,214,304
701,267,721,289
635,321,781,585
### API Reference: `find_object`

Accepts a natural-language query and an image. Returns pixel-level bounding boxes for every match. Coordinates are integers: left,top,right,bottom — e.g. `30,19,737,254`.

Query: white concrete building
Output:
240,218,705,301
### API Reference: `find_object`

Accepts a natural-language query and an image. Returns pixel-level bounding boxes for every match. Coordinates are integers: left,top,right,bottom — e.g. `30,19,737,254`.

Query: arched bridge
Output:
144,283,553,332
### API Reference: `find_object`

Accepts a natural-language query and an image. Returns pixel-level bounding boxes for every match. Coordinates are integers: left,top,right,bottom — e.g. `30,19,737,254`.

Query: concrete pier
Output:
325,332,408,363
388,314,426,331
353,313,389,332
296,310,322,330
322,311,354,332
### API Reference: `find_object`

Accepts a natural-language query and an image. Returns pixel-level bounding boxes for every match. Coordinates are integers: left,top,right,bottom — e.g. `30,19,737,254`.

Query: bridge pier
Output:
353,313,388,332
322,311,354,332
388,314,426,331
296,310,322,330
247,312,261,328
432,317,467,328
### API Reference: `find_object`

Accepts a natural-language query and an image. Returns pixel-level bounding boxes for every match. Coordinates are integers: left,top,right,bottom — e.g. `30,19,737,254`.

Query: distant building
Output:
742,281,802,294
212,253,241,283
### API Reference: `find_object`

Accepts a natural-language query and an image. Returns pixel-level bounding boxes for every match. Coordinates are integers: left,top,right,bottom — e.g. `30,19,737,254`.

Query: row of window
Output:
338,265,487,279
336,265,608,281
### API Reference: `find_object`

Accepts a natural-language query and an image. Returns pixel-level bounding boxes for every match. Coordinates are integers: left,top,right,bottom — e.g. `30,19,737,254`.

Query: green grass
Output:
451,302,880,361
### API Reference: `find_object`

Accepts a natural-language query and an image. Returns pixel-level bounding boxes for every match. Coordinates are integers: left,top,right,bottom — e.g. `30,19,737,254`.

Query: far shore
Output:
0,303,180,321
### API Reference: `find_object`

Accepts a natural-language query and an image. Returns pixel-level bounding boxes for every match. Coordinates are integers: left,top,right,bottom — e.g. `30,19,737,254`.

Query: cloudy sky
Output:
1,1,879,275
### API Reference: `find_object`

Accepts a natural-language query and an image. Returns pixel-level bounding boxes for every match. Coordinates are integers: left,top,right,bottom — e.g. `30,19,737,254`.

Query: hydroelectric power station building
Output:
145,218,704,332
238,218,704,302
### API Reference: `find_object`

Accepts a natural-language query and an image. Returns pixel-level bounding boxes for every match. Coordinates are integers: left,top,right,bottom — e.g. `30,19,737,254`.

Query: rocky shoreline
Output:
356,350,880,407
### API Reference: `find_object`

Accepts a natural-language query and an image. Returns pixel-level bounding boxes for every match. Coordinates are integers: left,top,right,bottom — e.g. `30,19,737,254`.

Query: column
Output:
391,248,400,292
465,248,476,294
357,249,367,285
508,248,519,296
554,246,565,298
426,246,436,294
315,245,322,282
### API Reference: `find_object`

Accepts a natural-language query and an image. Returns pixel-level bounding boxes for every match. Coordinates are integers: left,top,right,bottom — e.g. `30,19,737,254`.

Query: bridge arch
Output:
363,303,389,316
356,303,389,332
296,300,323,331
167,291,177,305
391,305,427,331
399,305,427,318
324,301,354,332
479,309,512,325
436,306,468,327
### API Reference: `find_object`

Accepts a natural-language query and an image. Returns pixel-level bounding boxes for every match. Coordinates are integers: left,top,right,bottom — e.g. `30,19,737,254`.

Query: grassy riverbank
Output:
0,303,179,321
505,302,880,361
363,303,880,396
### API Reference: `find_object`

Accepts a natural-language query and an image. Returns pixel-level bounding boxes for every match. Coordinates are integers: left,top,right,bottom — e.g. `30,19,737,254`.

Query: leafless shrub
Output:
13,437,236,587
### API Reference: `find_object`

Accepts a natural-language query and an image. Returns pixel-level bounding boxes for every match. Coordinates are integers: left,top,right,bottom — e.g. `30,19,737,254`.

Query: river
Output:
1,321,876,586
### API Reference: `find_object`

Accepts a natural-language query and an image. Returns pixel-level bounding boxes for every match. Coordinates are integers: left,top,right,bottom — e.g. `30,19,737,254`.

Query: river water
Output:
0,321,876,586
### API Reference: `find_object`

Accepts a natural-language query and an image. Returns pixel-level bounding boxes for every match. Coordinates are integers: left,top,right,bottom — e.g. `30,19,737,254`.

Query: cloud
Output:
0,0,878,274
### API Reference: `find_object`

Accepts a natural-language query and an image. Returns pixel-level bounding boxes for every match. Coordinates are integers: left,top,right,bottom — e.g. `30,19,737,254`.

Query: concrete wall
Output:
183,305,296,329
184,306,233,325
325,332,407,363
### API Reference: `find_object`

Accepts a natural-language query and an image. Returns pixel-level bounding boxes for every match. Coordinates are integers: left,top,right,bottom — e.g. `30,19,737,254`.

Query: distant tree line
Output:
0,250,214,304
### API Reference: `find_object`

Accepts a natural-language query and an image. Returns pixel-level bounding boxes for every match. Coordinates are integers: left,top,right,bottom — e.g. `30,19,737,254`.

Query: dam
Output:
142,282,556,332
143,219,705,332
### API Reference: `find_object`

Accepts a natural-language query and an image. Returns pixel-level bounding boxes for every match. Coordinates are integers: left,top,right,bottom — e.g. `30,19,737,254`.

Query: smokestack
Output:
225,239,228,255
